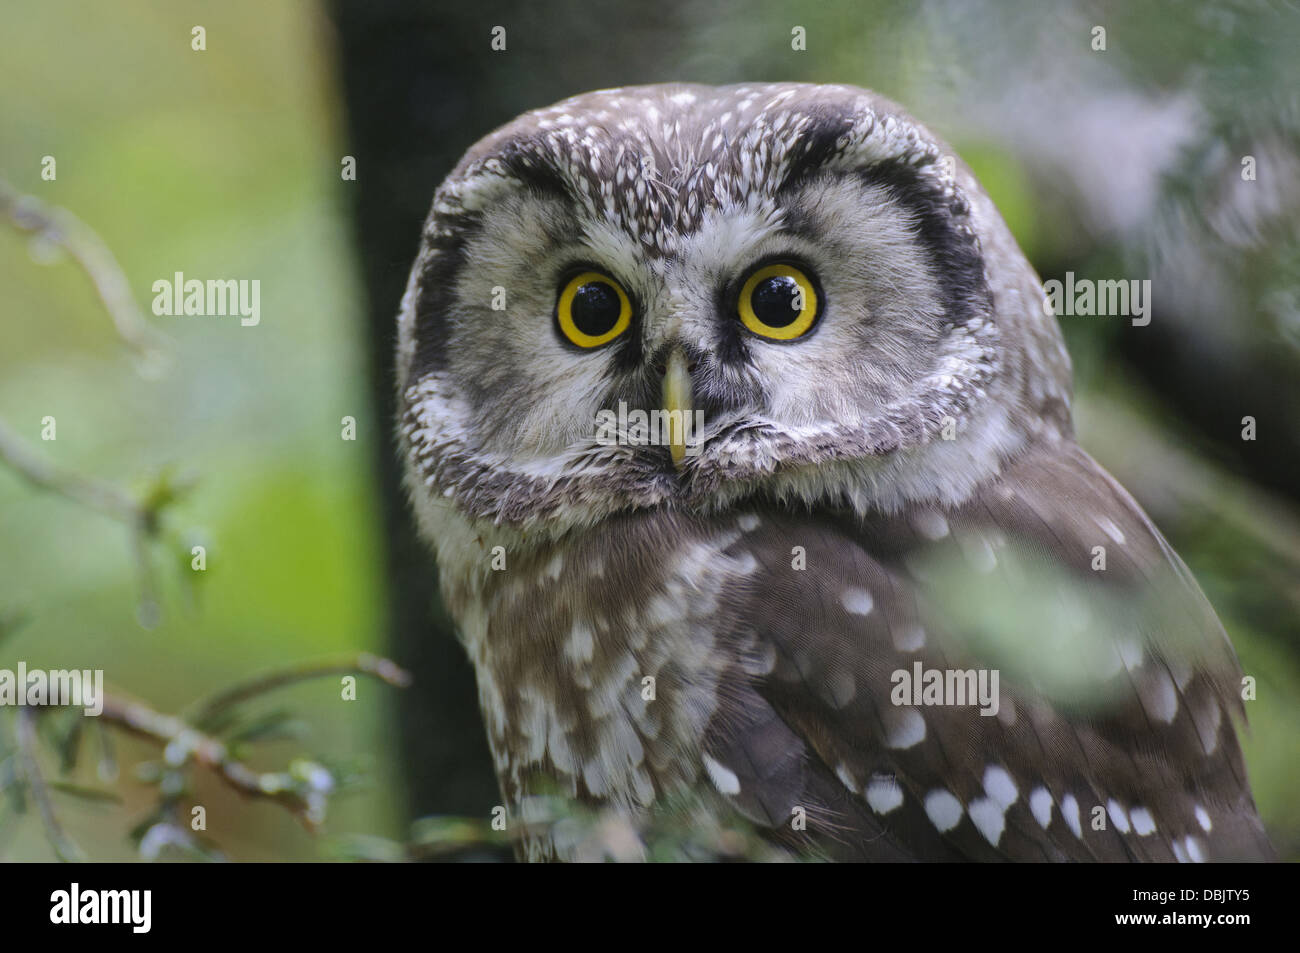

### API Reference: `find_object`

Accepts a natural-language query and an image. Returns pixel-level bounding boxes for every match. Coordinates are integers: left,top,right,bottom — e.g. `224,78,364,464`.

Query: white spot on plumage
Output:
1029,787,1053,828
703,754,740,795
865,775,904,815
835,763,860,794
913,510,950,540
1118,639,1144,671
564,621,595,666
1130,807,1157,836
1185,836,1206,863
983,765,1018,809
924,789,964,832
1195,698,1222,755
1061,794,1083,838
894,624,926,652
884,708,926,750
1194,804,1212,833
644,593,682,628
1172,839,1189,863
841,586,874,615
1143,669,1179,724
737,514,761,532
968,797,1005,846
1107,799,1131,833
1095,516,1126,545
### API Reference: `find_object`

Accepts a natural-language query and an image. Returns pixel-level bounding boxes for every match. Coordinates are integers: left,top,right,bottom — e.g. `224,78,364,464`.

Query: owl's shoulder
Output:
696,438,1270,860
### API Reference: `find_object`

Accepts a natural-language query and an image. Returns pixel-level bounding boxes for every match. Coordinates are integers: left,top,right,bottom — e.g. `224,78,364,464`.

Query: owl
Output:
396,82,1274,862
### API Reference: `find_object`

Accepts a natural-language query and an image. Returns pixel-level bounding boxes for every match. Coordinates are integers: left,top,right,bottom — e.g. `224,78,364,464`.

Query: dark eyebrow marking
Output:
778,140,992,330
857,159,992,329
495,138,575,205
776,109,857,194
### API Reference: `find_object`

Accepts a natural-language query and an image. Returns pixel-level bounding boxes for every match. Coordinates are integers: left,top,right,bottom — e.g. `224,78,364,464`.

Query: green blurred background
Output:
1,0,1297,861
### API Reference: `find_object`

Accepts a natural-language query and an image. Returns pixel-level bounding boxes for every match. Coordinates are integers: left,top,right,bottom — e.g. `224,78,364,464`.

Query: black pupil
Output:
570,281,621,337
751,275,803,327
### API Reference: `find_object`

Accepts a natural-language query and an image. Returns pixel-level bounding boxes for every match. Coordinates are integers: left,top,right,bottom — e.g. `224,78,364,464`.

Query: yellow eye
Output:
555,271,632,348
737,263,819,340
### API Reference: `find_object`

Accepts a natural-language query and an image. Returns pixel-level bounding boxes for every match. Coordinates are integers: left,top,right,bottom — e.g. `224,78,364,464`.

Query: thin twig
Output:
0,418,164,623
14,708,82,861
0,418,139,522
0,177,169,371
94,654,410,830
187,652,413,728
97,694,320,827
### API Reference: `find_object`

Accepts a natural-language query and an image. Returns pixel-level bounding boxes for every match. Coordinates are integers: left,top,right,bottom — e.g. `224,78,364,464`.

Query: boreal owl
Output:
396,82,1273,862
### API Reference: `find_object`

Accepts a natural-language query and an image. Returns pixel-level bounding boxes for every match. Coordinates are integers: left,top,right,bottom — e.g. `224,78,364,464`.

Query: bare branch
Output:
187,652,413,729
90,654,411,832
0,177,170,372
0,417,139,522
97,694,323,829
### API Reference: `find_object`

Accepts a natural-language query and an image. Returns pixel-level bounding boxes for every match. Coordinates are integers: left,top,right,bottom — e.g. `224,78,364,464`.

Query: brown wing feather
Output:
706,440,1273,861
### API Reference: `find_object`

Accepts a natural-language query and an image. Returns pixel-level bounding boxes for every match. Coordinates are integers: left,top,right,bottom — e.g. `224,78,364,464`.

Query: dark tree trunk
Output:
328,0,696,828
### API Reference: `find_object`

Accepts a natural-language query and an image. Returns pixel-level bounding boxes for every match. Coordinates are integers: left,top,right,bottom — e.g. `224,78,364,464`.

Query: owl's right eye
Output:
555,271,632,348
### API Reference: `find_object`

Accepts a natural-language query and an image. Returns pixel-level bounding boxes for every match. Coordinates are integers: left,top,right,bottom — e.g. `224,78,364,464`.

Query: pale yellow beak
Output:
661,348,693,470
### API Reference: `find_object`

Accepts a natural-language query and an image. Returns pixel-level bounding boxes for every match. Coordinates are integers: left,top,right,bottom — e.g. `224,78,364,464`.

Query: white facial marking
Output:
1029,787,1053,829
865,775,905,815
703,754,741,795
841,586,874,615
884,708,926,749
924,789,964,833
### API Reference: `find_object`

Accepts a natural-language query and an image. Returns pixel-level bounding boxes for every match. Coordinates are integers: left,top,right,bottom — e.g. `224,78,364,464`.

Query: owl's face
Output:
399,83,1073,536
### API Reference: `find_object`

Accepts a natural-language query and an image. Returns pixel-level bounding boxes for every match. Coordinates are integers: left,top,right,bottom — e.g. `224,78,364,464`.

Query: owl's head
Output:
399,83,1073,539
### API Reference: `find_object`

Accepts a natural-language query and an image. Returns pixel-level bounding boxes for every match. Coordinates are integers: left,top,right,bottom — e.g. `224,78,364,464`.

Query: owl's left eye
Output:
737,262,820,341
555,271,632,348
